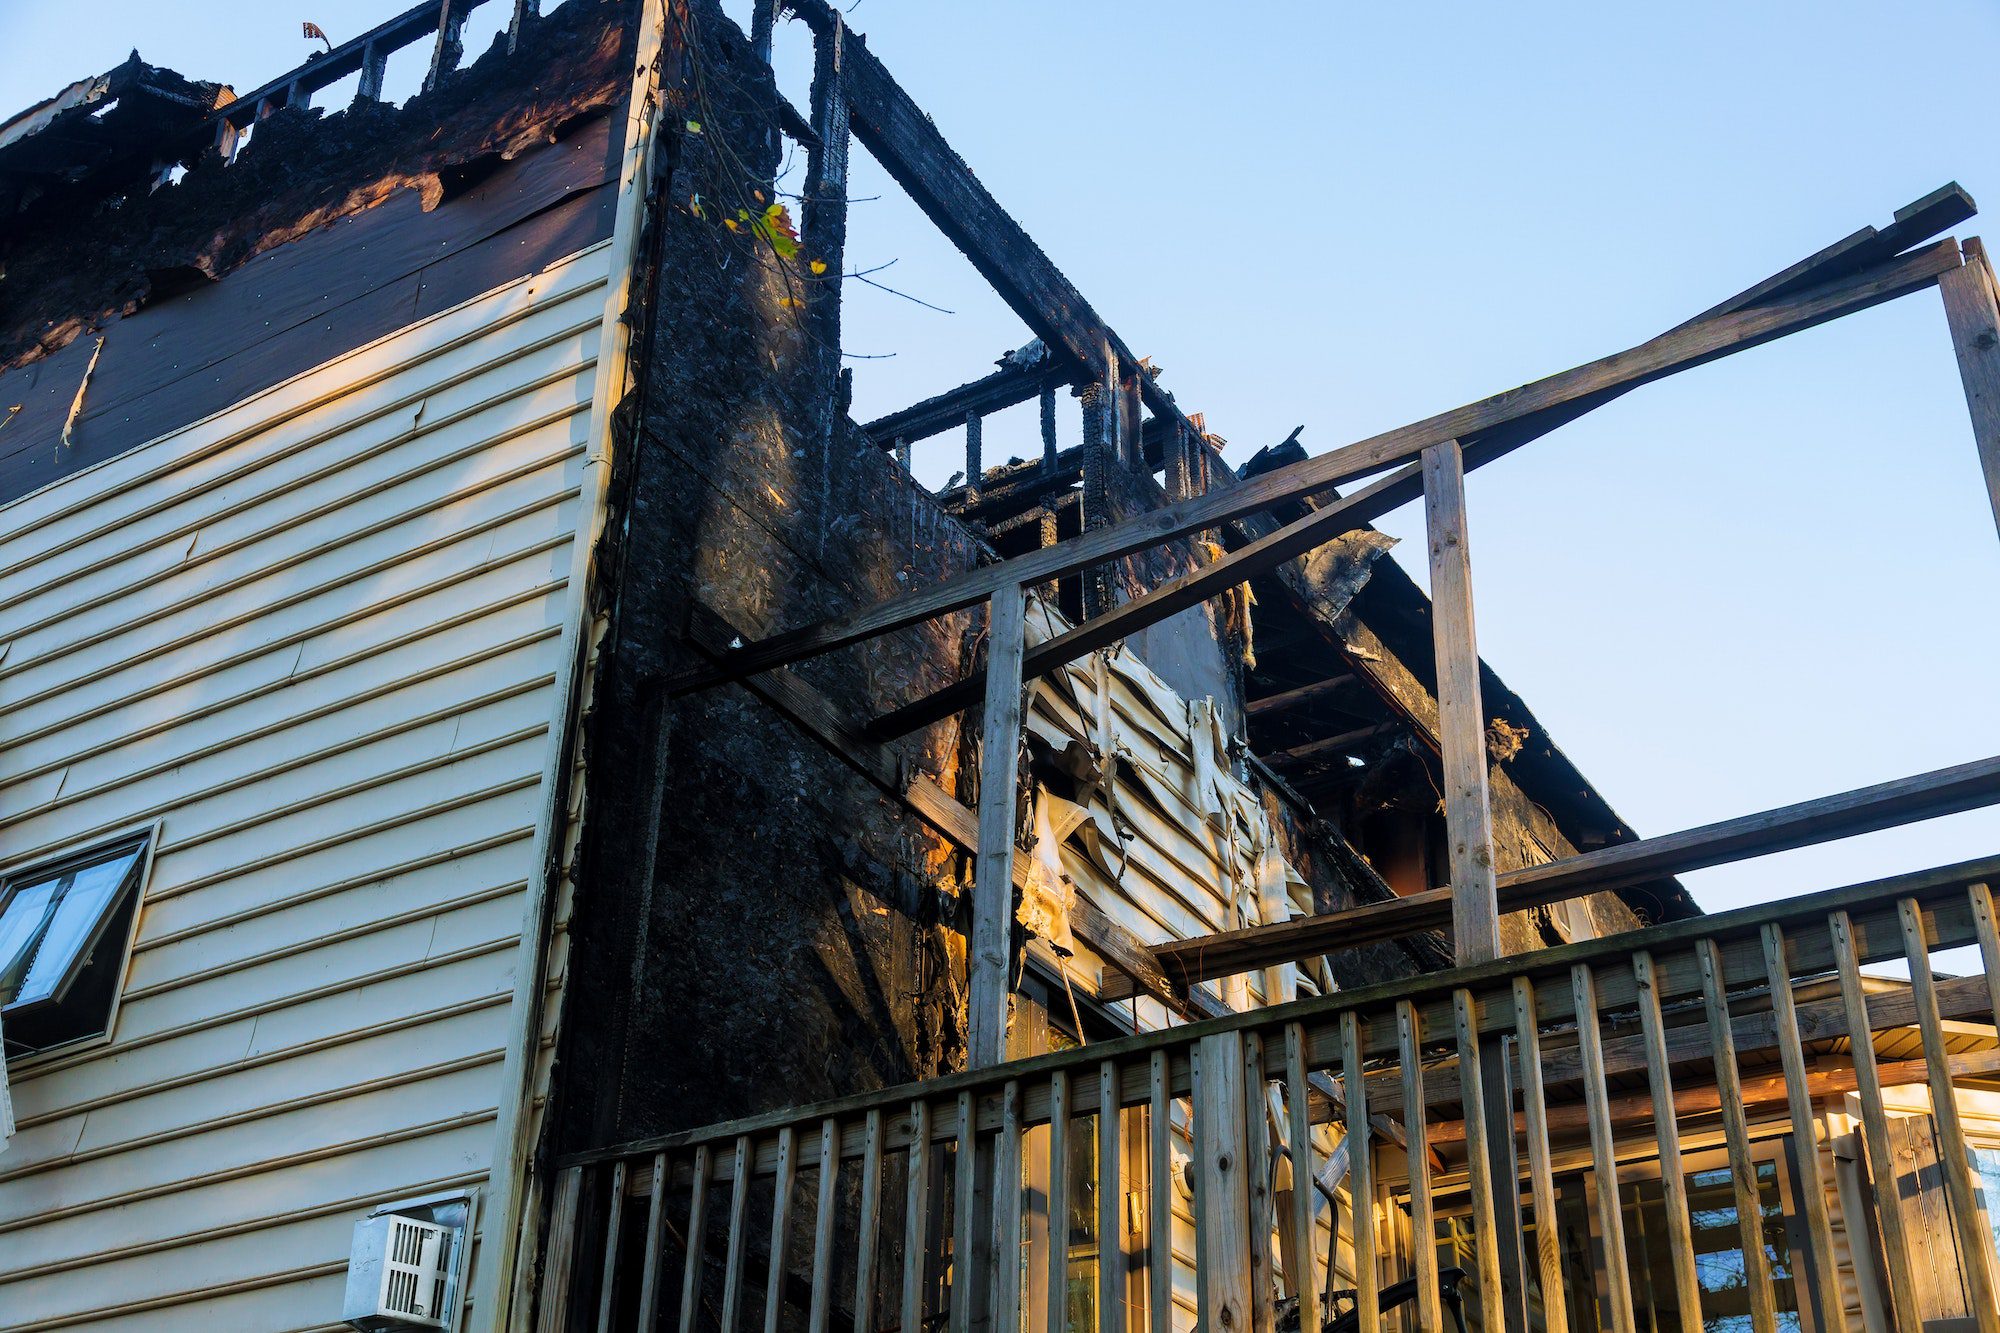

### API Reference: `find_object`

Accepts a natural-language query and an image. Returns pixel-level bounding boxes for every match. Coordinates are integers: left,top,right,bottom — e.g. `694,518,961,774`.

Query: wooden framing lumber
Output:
1144,752,2000,988
863,351,1059,450
1244,674,1360,721
681,603,1185,1013
1939,239,2000,542
1260,722,1401,772
672,234,1963,701
1424,438,1499,964
969,586,1026,1067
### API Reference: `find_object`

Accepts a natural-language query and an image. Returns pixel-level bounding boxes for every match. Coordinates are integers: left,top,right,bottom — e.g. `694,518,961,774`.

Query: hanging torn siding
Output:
0,237,611,1330
1021,597,1320,1019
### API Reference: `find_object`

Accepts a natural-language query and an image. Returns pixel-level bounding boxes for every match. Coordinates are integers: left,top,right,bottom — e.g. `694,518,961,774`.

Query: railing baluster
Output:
855,1109,885,1333
597,1160,630,1332
1899,898,2000,1331
1830,909,1924,1331
1510,978,1568,1333
810,1121,841,1333
679,1145,713,1333
902,1101,932,1333
636,1152,671,1332
1100,1059,1127,1333
1341,1010,1378,1333
1450,990,1503,1333
965,410,983,506
1569,965,1634,1333
1759,925,1847,1333
1396,1002,1441,1333
1632,950,1703,1333
1243,1036,1276,1333
1695,940,1778,1333
1040,385,1060,474
1148,1050,1174,1333
1046,1070,1070,1333
992,1080,1026,1333
766,1127,800,1333
1285,1022,1322,1333
721,1136,754,1333
951,1092,978,1333
538,1167,586,1333
1973,882,2000,1016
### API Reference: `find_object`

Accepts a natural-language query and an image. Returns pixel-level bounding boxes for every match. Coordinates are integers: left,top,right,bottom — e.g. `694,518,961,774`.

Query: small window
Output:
0,835,150,1057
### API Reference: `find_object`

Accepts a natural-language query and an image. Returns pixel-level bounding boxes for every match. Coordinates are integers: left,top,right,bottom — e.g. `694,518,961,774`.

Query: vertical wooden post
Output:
766,1127,800,1333
507,0,541,54
1939,242,2000,544
1899,899,2000,1332
1040,385,1060,473
802,14,851,397
1099,1060,1126,1332
965,411,984,507
750,0,777,63
596,1160,630,1332
1425,439,1520,1328
1758,926,1847,1333
1080,383,1115,619
1422,438,1498,963
1695,941,1778,1333
357,41,387,101
969,583,1027,1069
1570,966,1635,1333
1632,952,1704,1333
1342,1012,1378,1333
1196,1031,1253,1333
1396,1002,1442,1333
426,0,470,91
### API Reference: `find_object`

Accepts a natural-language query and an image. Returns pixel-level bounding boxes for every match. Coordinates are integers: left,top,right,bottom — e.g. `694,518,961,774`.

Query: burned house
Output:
1,2,1998,1331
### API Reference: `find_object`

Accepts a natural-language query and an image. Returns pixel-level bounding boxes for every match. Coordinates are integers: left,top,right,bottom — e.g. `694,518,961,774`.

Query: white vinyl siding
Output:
0,239,610,1331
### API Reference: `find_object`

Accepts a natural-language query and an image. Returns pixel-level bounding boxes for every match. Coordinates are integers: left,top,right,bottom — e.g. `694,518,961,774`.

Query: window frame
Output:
0,823,159,1064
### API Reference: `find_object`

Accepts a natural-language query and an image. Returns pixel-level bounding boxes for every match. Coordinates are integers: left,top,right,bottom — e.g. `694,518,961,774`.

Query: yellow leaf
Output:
809,259,827,275
723,218,739,232
685,119,702,133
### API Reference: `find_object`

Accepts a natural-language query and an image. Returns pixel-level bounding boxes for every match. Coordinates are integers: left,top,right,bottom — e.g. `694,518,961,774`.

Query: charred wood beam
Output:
672,208,1969,700
1246,673,1362,721
862,351,1062,449
679,603,1189,1015
215,0,476,124
1260,723,1402,774
1145,751,2000,990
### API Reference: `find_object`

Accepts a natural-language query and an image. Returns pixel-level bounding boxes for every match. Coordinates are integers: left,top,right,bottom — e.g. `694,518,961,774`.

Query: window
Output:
0,834,150,1057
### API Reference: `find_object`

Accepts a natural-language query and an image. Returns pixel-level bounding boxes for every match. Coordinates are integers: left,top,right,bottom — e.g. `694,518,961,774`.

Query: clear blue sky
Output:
5,0,1999,920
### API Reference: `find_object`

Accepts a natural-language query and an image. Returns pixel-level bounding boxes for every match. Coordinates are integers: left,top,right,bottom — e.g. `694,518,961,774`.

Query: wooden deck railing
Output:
536,855,2000,1333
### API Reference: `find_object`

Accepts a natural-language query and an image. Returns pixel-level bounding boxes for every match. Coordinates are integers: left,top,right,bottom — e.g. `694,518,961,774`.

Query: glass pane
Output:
12,849,140,1007
1973,1146,2000,1266
0,877,59,989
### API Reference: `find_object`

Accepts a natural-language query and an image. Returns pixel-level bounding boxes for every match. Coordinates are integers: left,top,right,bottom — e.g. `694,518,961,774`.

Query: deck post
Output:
969,583,1027,1068
1195,1030,1254,1333
1940,240,2000,544
1424,437,1524,1327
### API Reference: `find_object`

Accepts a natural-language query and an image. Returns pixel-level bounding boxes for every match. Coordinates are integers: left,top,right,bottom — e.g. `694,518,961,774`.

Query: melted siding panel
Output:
0,240,611,1329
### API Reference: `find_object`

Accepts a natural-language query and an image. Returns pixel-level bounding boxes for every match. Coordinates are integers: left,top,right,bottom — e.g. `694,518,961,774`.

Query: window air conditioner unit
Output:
344,1201,468,1331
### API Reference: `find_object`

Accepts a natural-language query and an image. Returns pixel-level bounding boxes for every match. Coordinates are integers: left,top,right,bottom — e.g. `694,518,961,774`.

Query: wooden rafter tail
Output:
668,222,1967,702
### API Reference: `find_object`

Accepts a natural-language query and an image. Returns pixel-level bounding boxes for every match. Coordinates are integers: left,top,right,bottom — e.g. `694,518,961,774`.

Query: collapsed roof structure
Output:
0,2,1997,1330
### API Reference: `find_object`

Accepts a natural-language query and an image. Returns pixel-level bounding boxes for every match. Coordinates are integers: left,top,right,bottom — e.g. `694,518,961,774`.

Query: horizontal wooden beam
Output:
1427,1032,2000,1146
1261,722,1402,772
670,232,1963,700
1246,674,1362,721
1145,752,2000,989
862,351,1060,449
